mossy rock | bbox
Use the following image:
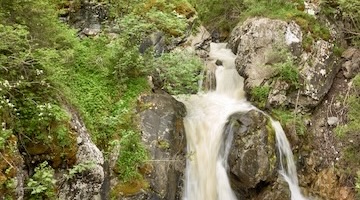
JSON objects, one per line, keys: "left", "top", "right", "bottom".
{"left": 111, "top": 179, "right": 149, "bottom": 197}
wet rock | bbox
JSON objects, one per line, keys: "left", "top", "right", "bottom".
{"left": 342, "top": 47, "right": 360, "bottom": 79}
{"left": 251, "top": 177, "right": 290, "bottom": 200}
{"left": 227, "top": 110, "right": 277, "bottom": 192}
{"left": 228, "top": 17, "right": 341, "bottom": 109}
{"left": 118, "top": 93, "right": 187, "bottom": 200}
{"left": 58, "top": 109, "right": 104, "bottom": 200}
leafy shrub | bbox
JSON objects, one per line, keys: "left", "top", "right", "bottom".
{"left": 116, "top": 130, "right": 148, "bottom": 182}
{"left": 274, "top": 57, "right": 300, "bottom": 89}
{"left": 64, "top": 161, "right": 96, "bottom": 180}
{"left": 188, "top": 0, "right": 245, "bottom": 30}
{"left": 27, "top": 161, "right": 56, "bottom": 200}
{"left": 155, "top": 51, "right": 203, "bottom": 95}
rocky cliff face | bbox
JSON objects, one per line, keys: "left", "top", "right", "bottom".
{"left": 228, "top": 17, "right": 342, "bottom": 110}
{"left": 227, "top": 16, "right": 359, "bottom": 200}
{"left": 138, "top": 93, "right": 187, "bottom": 200}
{"left": 58, "top": 108, "right": 104, "bottom": 200}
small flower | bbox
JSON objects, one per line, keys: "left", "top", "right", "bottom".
{"left": 36, "top": 69, "right": 44, "bottom": 76}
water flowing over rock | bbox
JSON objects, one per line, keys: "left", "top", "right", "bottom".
{"left": 58, "top": 109, "right": 104, "bottom": 200}
{"left": 228, "top": 17, "right": 341, "bottom": 109}
{"left": 180, "top": 43, "right": 306, "bottom": 200}
{"left": 135, "top": 93, "right": 187, "bottom": 199}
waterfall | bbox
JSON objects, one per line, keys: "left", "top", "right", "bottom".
{"left": 179, "top": 43, "right": 307, "bottom": 200}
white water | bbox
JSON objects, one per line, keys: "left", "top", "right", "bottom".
{"left": 179, "top": 43, "right": 307, "bottom": 200}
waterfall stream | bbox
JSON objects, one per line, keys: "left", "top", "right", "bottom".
{"left": 179, "top": 43, "right": 307, "bottom": 200}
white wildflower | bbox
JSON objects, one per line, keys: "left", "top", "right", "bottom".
{"left": 36, "top": 69, "right": 44, "bottom": 76}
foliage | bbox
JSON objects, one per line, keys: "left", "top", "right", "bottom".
{"left": 320, "top": 0, "right": 360, "bottom": 46}
{"left": 250, "top": 86, "right": 270, "bottom": 109}
{"left": 108, "top": 0, "right": 189, "bottom": 37}
{"left": 0, "top": 0, "right": 75, "bottom": 48}
{"left": 188, "top": 0, "right": 245, "bottom": 31}
{"left": 274, "top": 57, "right": 300, "bottom": 89}
{"left": 356, "top": 171, "right": 360, "bottom": 198}
{"left": 116, "top": 130, "right": 148, "bottom": 182}
{"left": 27, "top": 161, "right": 56, "bottom": 200}
{"left": 0, "top": 0, "right": 197, "bottom": 193}
{"left": 272, "top": 109, "right": 307, "bottom": 136}
{"left": 0, "top": 23, "right": 75, "bottom": 156}
{"left": 64, "top": 161, "right": 96, "bottom": 180}
{"left": 155, "top": 51, "right": 203, "bottom": 95}
{"left": 334, "top": 75, "right": 360, "bottom": 191}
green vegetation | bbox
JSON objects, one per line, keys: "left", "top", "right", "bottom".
{"left": 188, "top": 0, "right": 245, "bottom": 31}
{"left": 274, "top": 56, "right": 300, "bottom": 89}
{"left": 156, "top": 51, "right": 203, "bottom": 95}
{"left": 250, "top": 86, "right": 270, "bottom": 109}
{"left": 0, "top": 0, "right": 201, "bottom": 196}
{"left": 115, "top": 130, "right": 148, "bottom": 182}
{"left": 26, "top": 161, "right": 56, "bottom": 200}
{"left": 335, "top": 75, "right": 360, "bottom": 137}
{"left": 191, "top": 0, "right": 330, "bottom": 48}
{"left": 334, "top": 75, "right": 360, "bottom": 195}
{"left": 356, "top": 171, "right": 360, "bottom": 198}
{"left": 64, "top": 161, "right": 96, "bottom": 181}
{"left": 272, "top": 108, "right": 307, "bottom": 136}
{"left": 320, "top": 0, "right": 360, "bottom": 46}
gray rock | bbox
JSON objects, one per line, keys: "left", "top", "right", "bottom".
{"left": 67, "top": 1, "right": 108, "bottom": 36}
{"left": 114, "top": 93, "right": 187, "bottom": 200}
{"left": 139, "top": 93, "right": 186, "bottom": 200}
{"left": 297, "top": 39, "right": 340, "bottom": 108}
{"left": 228, "top": 17, "right": 342, "bottom": 109}
{"left": 228, "top": 18, "right": 301, "bottom": 91}
{"left": 227, "top": 110, "right": 277, "bottom": 192}
{"left": 327, "top": 117, "right": 339, "bottom": 126}
{"left": 342, "top": 48, "right": 360, "bottom": 79}
{"left": 58, "top": 110, "right": 104, "bottom": 200}
{"left": 139, "top": 32, "right": 167, "bottom": 56}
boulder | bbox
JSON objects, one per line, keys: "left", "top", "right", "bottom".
{"left": 227, "top": 110, "right": 277, "bottom": 194}
{"left": 228, "top": 17, "right": 342, "bottom": 109}
{"left": 58, "top": 110, "right": 104, "bottom": 200}
{"left": 116, "top": 93, "right": 187, "bottom": 200}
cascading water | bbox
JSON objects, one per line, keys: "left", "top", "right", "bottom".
{"left": 179, "top": 43, "right": 307, "bottom": 200}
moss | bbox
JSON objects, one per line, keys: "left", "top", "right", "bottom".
{"left": 0, "top": 134, "right": 22, "bottom": 198}
{"left": 158, "top": 139, "right": 170, "bottom": 150}
{"left": 111, "top": 179, "right": 149, "bottom": 198}
{"left": 250, "top": 85, "right": 271, "bottom": 109}
{"left": 266, "top": 120, "right": 277, "bottom": 171}
{"left": 271, "top": 108, "right": 307, "bottom": 136}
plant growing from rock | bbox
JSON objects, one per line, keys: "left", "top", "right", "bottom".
{"left": 26, "top": 161, "right": 56, "bottom": 199}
